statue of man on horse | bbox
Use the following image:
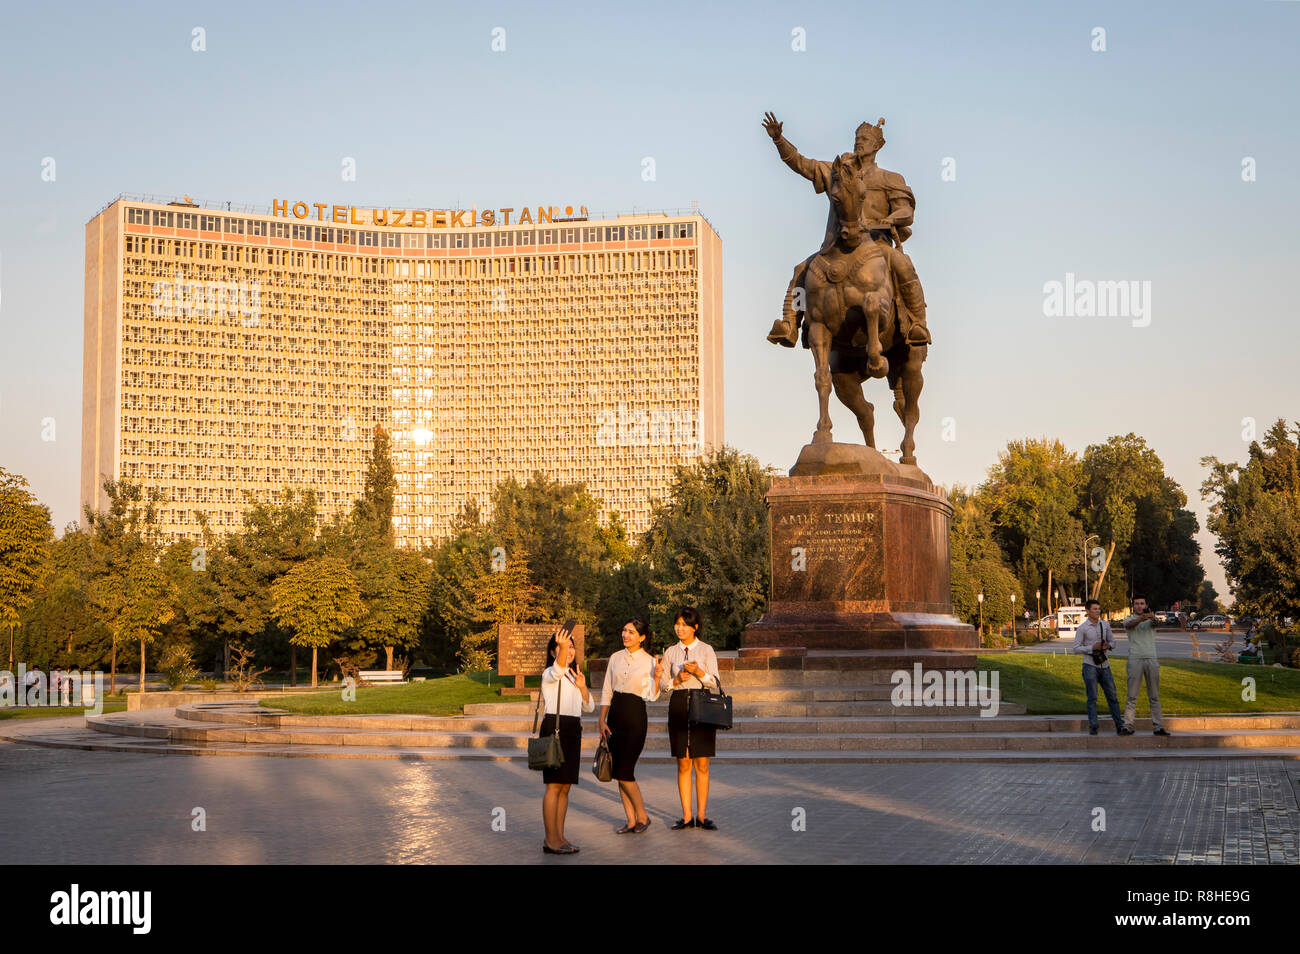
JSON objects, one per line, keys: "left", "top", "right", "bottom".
{"left": 762, "top": 112, "right": 931, "bottom": 465}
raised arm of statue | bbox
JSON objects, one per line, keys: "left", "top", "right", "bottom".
{"left": 763, "top": 111, "right": 830, "bottom": 192}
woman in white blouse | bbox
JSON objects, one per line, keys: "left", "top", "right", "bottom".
{"left": 598, "top": 617, "right": 664, "bottom": 834}
{"left": 658, "top": 606, "right": 721, "bottom": 831}
{"left": 540, "top": 626, "right": 595, "bottom": 855}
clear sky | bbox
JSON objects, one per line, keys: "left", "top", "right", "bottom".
{"left": 2, "top": 0, "right": 1297, "bottom": 598}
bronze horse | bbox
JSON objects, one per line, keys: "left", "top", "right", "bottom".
{"left": 799, "top": 154, "right": 927, "bottom": 464}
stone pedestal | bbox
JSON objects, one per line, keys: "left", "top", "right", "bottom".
{"left": 741, "top": 443, "right": 978, "bottom": 670}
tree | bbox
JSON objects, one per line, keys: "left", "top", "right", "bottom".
{"left": 948, "top": 487, "right": 1021, "bottom": 640}
{"left": 333, "top": 429, "right": 427, "bottom": 674}
{"left": 640, "top": 447, "right": 772, "bottom": 649}
{"left": 18, "top": 524, "right": 111, "bottom": 670}
{"left": 213, "top": 488, "right": 321, "bottom": 681}
{"left": 270, "top": 557, "right": 365, "bottom": 687}
{"left": 978, "top": 439, "right": 1081, "bottom": 616}
{"left": 96, "top": 547, "right": 178, "bottom": 693}
{"left": 0, "top": 468, "right": 54, "bottom": 668}
{"left": 1079, "top": 434, "right": 1199, "bottom": 604}
{"left": 463, "top": 542, "right": 542, "bottom": 671}
{"left": 1196, "top": 580, "right": 1223, "bottom": 617}
{"left": 1203, "top": 419, "right": 1300, "bottom": 623}
{"left": 84, "top": 479, "right": 169, "bottom": 693}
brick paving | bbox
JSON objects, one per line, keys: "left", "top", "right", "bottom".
{"left": 2, "top": 736, "right": 1297, "bottom": 864}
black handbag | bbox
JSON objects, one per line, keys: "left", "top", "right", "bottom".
{"left": 687, "top": 676, "right": 733, "bottom": 731}
{"left": 527, "top": 674, "right": 565, "bottom": 771}
{"left": 592, "top": 736, "right": 613, "bottom": 782}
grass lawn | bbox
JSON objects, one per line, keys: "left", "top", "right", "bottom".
{"left": 979, "top": 653, "right": 1300, "bottom": 715}
{"left": 255, "top": 671, "right": 532, "bottom": 716}
{"left": 0, "top": 695, "right": 128, "bottom": 721}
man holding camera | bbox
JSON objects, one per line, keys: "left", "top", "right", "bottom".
{"left": 1073, "top": 599, "right": 1132, "bottom": 736}
{"left": 1122, "top": 596, "right": 1169, "bottom": 736}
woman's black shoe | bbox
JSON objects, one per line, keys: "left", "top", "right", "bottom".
{"left": 615, "top": 823, "right": 636, "bottom": 834}
{"left": 671, "top": 818, "right": 694, "bottom": 830}
{"left": 633, "top": 818, "right": 652, "bottom": 834}
{"left": 697, "top": 818, "right": 718, "bottom": 831}
{"left": 543, "top": 844, "right": 563, "bottom": 854}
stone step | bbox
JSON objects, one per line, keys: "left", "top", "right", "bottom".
{"left": 88, "top": 711, "right": 1300, "bottom": 753}
{"left": 40, "top": 734, "right": 1300, "bottom": 764}
{"left": 140, "top": 706, "right": 1300, "bottom": 735}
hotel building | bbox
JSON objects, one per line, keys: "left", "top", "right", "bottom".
{"left": 82, "top": 195, "right": 723, "bottom": 547}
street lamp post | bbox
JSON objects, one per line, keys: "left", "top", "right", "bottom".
{"left": 977, "top": 592, "right": 984, "bottom": 637}
{"left": 1010, "top": 592, "right": 1017, "bottom": 645}
{"left": 1036, "top": 590, "right": 1042, "bottom": 638}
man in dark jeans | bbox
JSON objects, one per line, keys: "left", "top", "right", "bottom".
{"left": 1072, "top": 599, "right": 1132, "bottom": 736}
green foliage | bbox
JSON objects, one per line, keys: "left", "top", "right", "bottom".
{"left": 968, "top": 435, "right": 1204, "bottom": 613}
{"left": 1203, "top": 420, "right": 1300, "bottom": 623}
{"left": 17, "top": 525, "right": 109, "bottom": 669}
{"left": 0, "top": 468, "right": 54, "bottom": 633}
{"left": 270, "top": 557, "right": 365, "bottom": 650}
{"left": 948, "top": 487, "right": 1021, "bottom": 635}
{"left": 157, "top": 644, "right": 200, "bottom": 690}
{"left": 640, "top": 447, "right": 772, "bottom": 649}
{"left": 1082, "top": 434, "right": 1202, "bottom": 607}
{"left": 461, "top": 542, "right": 541, "bottom": 670}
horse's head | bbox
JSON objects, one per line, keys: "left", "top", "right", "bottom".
{"left": 829, "top": 154, "right": 863, "bottom": 250}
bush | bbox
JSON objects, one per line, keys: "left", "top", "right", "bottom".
{"left": 158, "top": 645, "right": 200, "bottom": 691}
{"left": 458, "top": 647, "right": 495, "bottom": 674}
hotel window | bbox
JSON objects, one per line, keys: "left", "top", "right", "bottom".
{"left": 560, "top": 228, "right": 578, "bottom": 243}
{"left": 651, "top": 225, "right": 666, "bottom": 239}
{"left": 429, "top": 233, "right": 448, "bottom": 249}
{"left": 472, "top": 232, "right": 490, "bottom": 248}
{"left": 582, "top": 227, "right": 600, "bottom": 242}
{"left": 516, "top": 230, "right": 534, "bottom": 247}
{"left": 604, "top": 227, "right": 625, "bottom": 241}
{"left": 127, "top": 207, "right": 149, "bottom": 225}
{"left": 248, "top": 220, "right": 268, "bottom": 237}
{"left": 151, "top": 210, "right": 175, "bottom": 227}
{"left": 201, "top": 215, "right": 219, "bottom": 231}
{"left": 317, "top": 227, "right": 334, "bottom": 242}
{"left": 495, "top": 231, "right": 514, "bottom": 247}
{"left": 539, "top": 229, "right": 555, "bottom": 244}
{"left": 451, "top": 234, "right": 466, "bottom": 248}
{"left": 224, "top": 217, "right": 245, "bottom": 234}
{"left": 336, "top": 229, "right": 354, "bottom": 244}
{"left": 381, "top": 232, "right": 401, "bottom": 248}
{"left": 358, "top": 231, "right": 378, "bottom": 247}
{"left": 293, "top": 225, "right": 311, "bottom": 240}
{"left": 272, "top": 222, "right": 290, "bottom": 238}
{"left": 177, "top": 213, "right": 197, "bottom": 229}
{"left": 403, "top": 233, "right": 421, "bottom": 249}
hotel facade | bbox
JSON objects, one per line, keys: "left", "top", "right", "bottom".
{"left": 82, "top": 195, "right": 723, "bottom": 547}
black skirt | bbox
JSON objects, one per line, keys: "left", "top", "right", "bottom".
{"left": 667, "top": 689, "right": 716, "bottom": 759}
{"left": 607, "top": 691, "right": 648, "bottom": 782}
{"left": 539, "top": 713, "right": 582, "bottom": 785}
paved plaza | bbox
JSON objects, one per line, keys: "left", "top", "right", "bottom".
{"left": 3, "top": 735, "right": 1297, "bottom": 865}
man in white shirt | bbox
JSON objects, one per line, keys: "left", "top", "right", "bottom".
{"left": 1072, "top": 599, "right": 1131, "bottom": 736}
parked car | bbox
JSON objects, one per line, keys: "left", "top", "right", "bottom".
{"left": 1190, "top": 614, "right": 1230, "bottom": 631}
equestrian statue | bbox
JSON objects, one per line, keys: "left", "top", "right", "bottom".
{"left": 762, "top": 112, "right": 930, "bottom": 466}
